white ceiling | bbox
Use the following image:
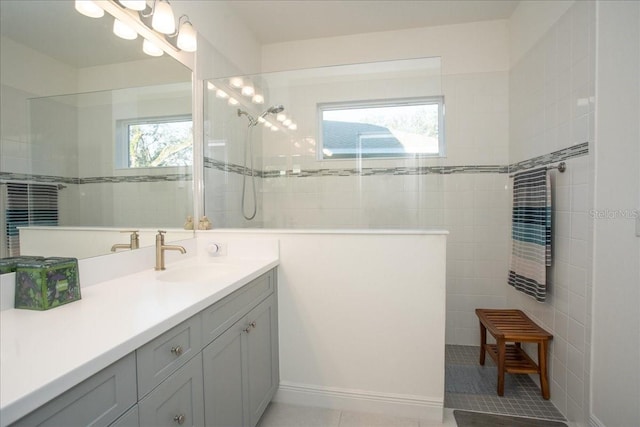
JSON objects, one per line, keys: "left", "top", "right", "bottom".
{"left": 0, "top": 1, "right": 520, "bottom": 68}
{"left": 226, "top": 0, "right": 521, "bottom": 45}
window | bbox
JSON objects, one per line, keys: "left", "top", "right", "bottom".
{"left": 319, "top": 97, "right": 444, "bottom": 159}
{"left": 116, "top": 115, "right": 193, "bottom": 168}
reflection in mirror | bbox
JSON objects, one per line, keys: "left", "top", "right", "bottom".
{"left": 0, "top": 0, "right": 194, "bottom": 260}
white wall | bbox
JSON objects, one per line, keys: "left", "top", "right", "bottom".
{"left": 591, "top": 2, "right": 640, "bottom": 426}
{"left": 508, "top": 1, "right": 575, "bottom": 67}
{"left": 200, "top": 230, "right": 447, "bottom": 421}
{"left": 507, "top": 1, "right": 595, "bottom": 424}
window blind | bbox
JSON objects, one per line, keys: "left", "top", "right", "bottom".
{"left": 2, "top": 183, "right": 59, "bottom": 257}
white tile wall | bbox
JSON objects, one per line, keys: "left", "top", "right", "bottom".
{"left": 507, "top": 2, "right": 595, "bottom": 424}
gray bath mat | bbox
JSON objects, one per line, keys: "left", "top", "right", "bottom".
{"left": 453, "top": 410, "right": 568, "bottom": 426}
{"left": 445, "top": 365, "right": 523, "bottom": 396}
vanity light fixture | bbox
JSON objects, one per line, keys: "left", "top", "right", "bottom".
{"left": 150, "top": 0, "right": 175, "bottom": 34}
{"left": 176, "top": 18, "right": 197, "bottom": 52}
{"left": 75, "top": 0, "right": 105, "bottom": 18}
{"left": 113, "top": 18, "right": 138, "bottom": 40}
{"left": 230, "top": 77, "right": 244, "bottom": 88}
{"left": 252, "top": 93, "right": 265, "bottom": 104}
{"left": 119, "top": 0, "right": 146, "bottom": 11}
{"left": 241, "top": 84, "right": 255, "bottom": 97}
{"left": 142, "top": 39, "right": 163, "bottom": 56}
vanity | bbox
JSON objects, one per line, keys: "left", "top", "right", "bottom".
{"left": 0, "top": 240, "right": 280, "bottom": 427}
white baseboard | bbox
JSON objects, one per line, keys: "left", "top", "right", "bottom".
{"left": 273, "top": 381, "right": 444, "bottom": 422}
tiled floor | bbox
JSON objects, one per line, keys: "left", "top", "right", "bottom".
{"left": 256, "top": 403, "right": 458, "bottom": 427}
{"left": 444, "top": 345, "right": 565, "bottom": 421}
{"left": 257, "top": 345, "right": 567, "bottom": 427}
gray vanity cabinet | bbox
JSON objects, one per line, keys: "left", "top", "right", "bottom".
{"left": 138, "top": 353, "right": 205, "bottom": 427}
{"left": 9, "top": 268, "right": 278, "bottom": 427}
{"left": 203, "top": 294, "right": 279, "bottom": 427}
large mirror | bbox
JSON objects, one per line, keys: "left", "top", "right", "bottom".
{"left": 0, "top": 0, "right": 194, "bottom": 260}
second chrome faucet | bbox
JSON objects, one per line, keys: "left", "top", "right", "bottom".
{"left": 155, "top": 230, "right": 186, "bottom": 270}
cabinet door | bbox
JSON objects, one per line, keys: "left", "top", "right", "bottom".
{"left": 138, "top": 353, "right": 204, "bottom": 427}
{"left": 202, "top": 321, "right": 247, "bottom": 427}
{"left": 246, "top": 295, "right": 279, "bottom": 427}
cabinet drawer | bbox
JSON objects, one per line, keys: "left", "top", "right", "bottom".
{"left": 138, "top": 353, "right": 204, "bottom": 427}
{"left": 202, "top": 269, "right": 274, "bottom": 345}
{"left": 136, "top": 315, "right": 202, "bottom": 398}
{"left": 12, "top": 353, "right": 137, "bottom": 427}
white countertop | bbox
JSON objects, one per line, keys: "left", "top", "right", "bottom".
{"left": 0, "top": 251, "right": 278, "bottom": 426}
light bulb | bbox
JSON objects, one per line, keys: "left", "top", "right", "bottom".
{"left": 258, "top": 117, "right": 266, "bottom": 123}
{"left": 151, "top": 0, "right": 175, "bottom": 34}
{"left": 271, "top": 126, "right": 279, "bottom": 132}
{"left": 264, "top": 121, "right": 273, "bottom": 128}
{"left": 119, "top": 0, "right": 146, "bottom": 11}
{"left": 230, "top": 77, "right": 244, "bottom": 88}
{"left": 215, "top": 90, "right": 228, "bottom": 99}
{"left": 252, "top": 94, "right": 264, "bottom": 104}
{"left": 283, "top": 118, "right": 292, "bottom": 127}
{"left": 142, "top": 39, "right": 163, "bottom": 56}
{"left": 288, "top": 123, "right": 298, "bottom": 130}
{"left": 207, "top": 82, "right": 216, "bottom": 91}
{"left": 177, "top": 20, "right": 197, "bottom": 52}
{"left": 276, "top": 113, "right": 286, "bottom": 122}
{"left": 228, "top": 97, "right": 239, "bottom": 106}
{"left": 113, "top": 19, "right": 137, "bottom": 40}
{"left": 75, "top": 0, "right": 104, "bottom": 18}
{"left": 241, "top": 85, "right": 255, "bottom": 97}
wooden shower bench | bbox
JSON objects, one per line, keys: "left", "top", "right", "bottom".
{"left": 475, "top": 309, "right": 553, "bottom": 399}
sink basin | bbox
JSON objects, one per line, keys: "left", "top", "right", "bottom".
{"left": 157, "top": 263, "right": 240, "bottom": 284}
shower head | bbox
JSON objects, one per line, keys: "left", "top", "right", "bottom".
{"left": 259, "top": 104, "right": 285, "bottom": 118}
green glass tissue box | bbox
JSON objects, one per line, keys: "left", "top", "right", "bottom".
{"left": 15, "top": 257, "right": 81, "bottom": 310}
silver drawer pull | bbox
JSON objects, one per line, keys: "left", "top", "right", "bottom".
{"left": 171, "top": 345, "right": 184, "bottom": 356}
{"left": 243, "top": 321, "right": 256, "bottom": 334}
{"left": 173, "top": 414, "right": 186, "bottom": 425}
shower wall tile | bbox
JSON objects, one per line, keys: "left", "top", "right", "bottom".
{"left": 507, "top": 2, "right": 594, "bottom": 424}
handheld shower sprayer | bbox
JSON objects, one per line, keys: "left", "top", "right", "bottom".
{"left": 237, "top": 104, "right": 286, "bottom": 221}
{"left": 237, "top": 105, "right": 285, "bottom": 127}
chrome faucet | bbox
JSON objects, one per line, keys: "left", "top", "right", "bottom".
{"left": 155, "top": 230, "right": 186, "bottom": 270}
{"left": 111, "top": 230, "right": 140, "bottom": 252}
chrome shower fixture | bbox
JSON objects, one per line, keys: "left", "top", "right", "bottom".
{"left": 237, "top": 105, "right": 285, "bottom": 127}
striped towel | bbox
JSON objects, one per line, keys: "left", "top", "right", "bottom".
{"left": 508, "top": 167, "right": 551, "bottom": 302}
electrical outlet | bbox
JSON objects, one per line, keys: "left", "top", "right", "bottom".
{"left": 207, "top": 241, "right": 227, "bottom": 256}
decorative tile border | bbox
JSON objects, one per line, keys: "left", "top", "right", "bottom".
{"left": 0, "top": 171, "right": 192, "bottom": 185}
{"left": 204, "top": 142, "right": 589, "bottom": 178}
{"left": 3, "top": 142, "right": 588, "bottom": 186}
{"left": 508, "top": 142, "right": 588, "bottom": 174}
